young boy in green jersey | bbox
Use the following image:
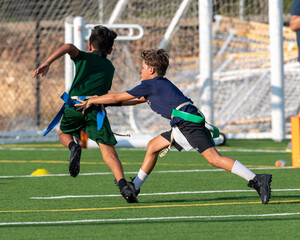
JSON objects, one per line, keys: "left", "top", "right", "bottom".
{"left": 32, "top": 25, "right": 137, "bottom": 203}
{"left": 75, "top": 49, "right": 272, "bottom": 204}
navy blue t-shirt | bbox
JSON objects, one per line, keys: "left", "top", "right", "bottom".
{"left": 291, "top": 0, "right": 300, "bottom": 61}
{"left": 126, "top": 77, "right": 197, "bottom": 126}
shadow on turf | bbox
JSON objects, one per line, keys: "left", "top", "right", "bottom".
{"left": 141, "top": 195, "right": 259, "bottom": 204}
{"left": 140, "top": 195, "right": 300, "bottom": 204}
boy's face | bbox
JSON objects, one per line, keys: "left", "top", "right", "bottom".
{"left": 141, "top": 60, "right": 154, "bottom": 80}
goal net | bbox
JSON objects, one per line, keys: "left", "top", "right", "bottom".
{"left": 0, "top": 0, "right": 298, "bottom": 145}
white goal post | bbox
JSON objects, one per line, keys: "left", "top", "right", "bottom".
{"left": 268, "top": 0, "right": 285, "bottom": 141}
{"left": 198, "top": 0, "right": 285, "bottom": 141}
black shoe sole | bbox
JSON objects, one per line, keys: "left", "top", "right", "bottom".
{"left": 261, "top": 174, "right": 272, "bottom": 204}
{"left": 69, "top": 144, "right": 81, "bottom": 177}
{"left": 248, "top": 174, "right": 272, "bottom": 204}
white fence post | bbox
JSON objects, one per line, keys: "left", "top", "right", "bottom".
{"left": 199, "top": 0, "right": 214, "bottom": 123}
{"left": 64, "top": 16, "right": 85, "bottom": 92}
{"left": 73, "top": 16, "right": 85, "bottom": 50}
{"left": 64, "top": 16, "right": 74, "bottom": 93}
{"left": 269, "top": 0, "right": 285, "bottom": 141}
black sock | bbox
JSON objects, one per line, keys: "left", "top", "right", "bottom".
{"left": 68, "top": 141, "right": 77, "bottom": 150}
{"left": 118, "top": 178, "right": 127, "bottom": 190}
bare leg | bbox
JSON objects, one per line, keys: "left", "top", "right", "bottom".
{"left": 98, "top": 143, "right": 124, "bottom": 182}
{"left": 131, "top": 135, "right": 170, "bottom": 191}
{"left": 58, "top": 129, "right": 74, "bottom": 148}
{"left": 141, "top": 135, "right": 170, "bottom": 174}
{"left": 98, "top": 143, "right": 138, "bottom": 203}
{"left": 201, "top": 146, "right": 255, "bottom": 181}
{"left": 201, "top": 146, "right": 235, "bottom": 171}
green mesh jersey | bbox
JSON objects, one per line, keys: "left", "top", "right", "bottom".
{"left": 69, "top": 50, "right": 115, "bottom": 96}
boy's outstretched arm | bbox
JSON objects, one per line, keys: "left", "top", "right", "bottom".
{"left": 76, "top": 92, "right": 146, "bottom": 114}
{"left": 121, "top": 98, "right": 146, "bottom": 106}
{"left": 32, "top": 44, "right": 79, "bottom": 78}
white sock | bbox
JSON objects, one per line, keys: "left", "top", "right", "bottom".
{"left": 132, "top": 169, "right": 148, "bottom": 190}
{"left": 231, "top": 160, "right": 256, "bottom": 181}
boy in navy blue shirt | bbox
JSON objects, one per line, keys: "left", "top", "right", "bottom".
{"left": 76, "top": 49, "right": 272, "bottom": 204}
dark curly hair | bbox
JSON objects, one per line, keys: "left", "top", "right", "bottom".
{"left": 141, "top": 49, "right": 169, "bottom": 76}
{"left": 89, "top": 25, "right": 117, "bottom": 54}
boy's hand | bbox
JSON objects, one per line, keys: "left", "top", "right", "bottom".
{"left": 75, "top": 99, "right": 92, "bottom": 114}
{"left": 32, "top": 62, "right": 50, "bottom": 78}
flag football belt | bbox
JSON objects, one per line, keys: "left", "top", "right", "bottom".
{"left": 43, "top": 92, "right": 105, "bottom": 136}
{"left": 71, "top": 96, "right": 93, "bottom": 101}
{"left": 171, "top": 102, "right": 219, "bottom": 138}
{"left": 171, "top": 107, "right": 205, "bottom": 123}
{"left": 160, "top": 102, "right": 219, "bottom": 157}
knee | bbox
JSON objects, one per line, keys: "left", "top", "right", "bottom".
{"left": 100, "top": 145, "right": 119, "bottom": 161}
{"left": 58, "top": 129, "right": 63, "bottom": 137}
{"left": 58, "top": 130, "right": 66, "bottom": 141}
{"left": 147, "top": 138, "right": 162, "bottom": 155}
{"left": 147, "top": 139, "right": 156, "bottom": 153}
{"left": 205, "top": 155, "right": 223, "bottom": 168}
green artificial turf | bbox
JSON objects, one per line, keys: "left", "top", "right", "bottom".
{"left": 0, "top": 139, "right": 299, "bottom": 240}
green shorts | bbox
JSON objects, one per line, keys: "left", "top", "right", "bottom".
{"left": 60, "top": 105, "right": 117, "bottom": 145}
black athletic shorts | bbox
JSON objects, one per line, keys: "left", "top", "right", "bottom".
{"left": 161, "top": 112, "right": 215, "bottom": 153}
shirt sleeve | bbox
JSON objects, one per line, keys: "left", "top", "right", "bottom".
{"left": 126, "top": 81, "right": 150, "bottom": 99}
{"left": 71, "top": 50, "right": 84, "bottom": 63}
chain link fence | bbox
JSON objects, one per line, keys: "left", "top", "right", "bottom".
{"left": 0, "top": 0, "right": 298, "bottom": 143}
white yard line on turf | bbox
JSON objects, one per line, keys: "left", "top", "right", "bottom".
{"left": 0, "top": 147, "right": 68, "bottom": 151}
{"left": 1, "top": 212, "right": 300, "bottom": 226}
{"left": 0, "top": 167, "right": 295, "bottom": 179}
{"left": 30, "top": 188, "right": 300, "bottom": 200}
{"left": 0, "top": 167, "right": 296, "bottom": 179}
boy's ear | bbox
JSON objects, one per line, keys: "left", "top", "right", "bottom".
{"left": 149, "top": 66, "right": 155, "bottom": 74}
{"left": 88, "top": 43, "right": 93, "bottom": 52}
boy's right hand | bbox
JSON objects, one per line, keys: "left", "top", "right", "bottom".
{"left": 32, "top": 62, "right": 50, "bottom": 78}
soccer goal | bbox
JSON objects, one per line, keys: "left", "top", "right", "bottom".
{"left": 69, "top": 0, "right": 297, "bottom": 148}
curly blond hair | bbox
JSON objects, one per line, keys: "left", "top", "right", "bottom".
{"left": 141, "top": 49, "right": 169, "bottom": 76}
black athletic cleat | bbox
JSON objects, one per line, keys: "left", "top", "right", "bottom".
{"left": 248, "top": 174, "right": 272, "bottom": 204}
{"left": 128, "top": 178, "right": 140, "bottom": 197}
{"left": 120, "top": 185, "right": 138, "bottom": 203}
{"left": 115, "top": 177, "right": 141, "bottom": 197}
{"left": 69, "top": 143, "right": 81, "bottom": 177}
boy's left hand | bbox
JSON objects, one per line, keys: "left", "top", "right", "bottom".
{"left": 75, "top": 99, "right": 91, "bottom": 114}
